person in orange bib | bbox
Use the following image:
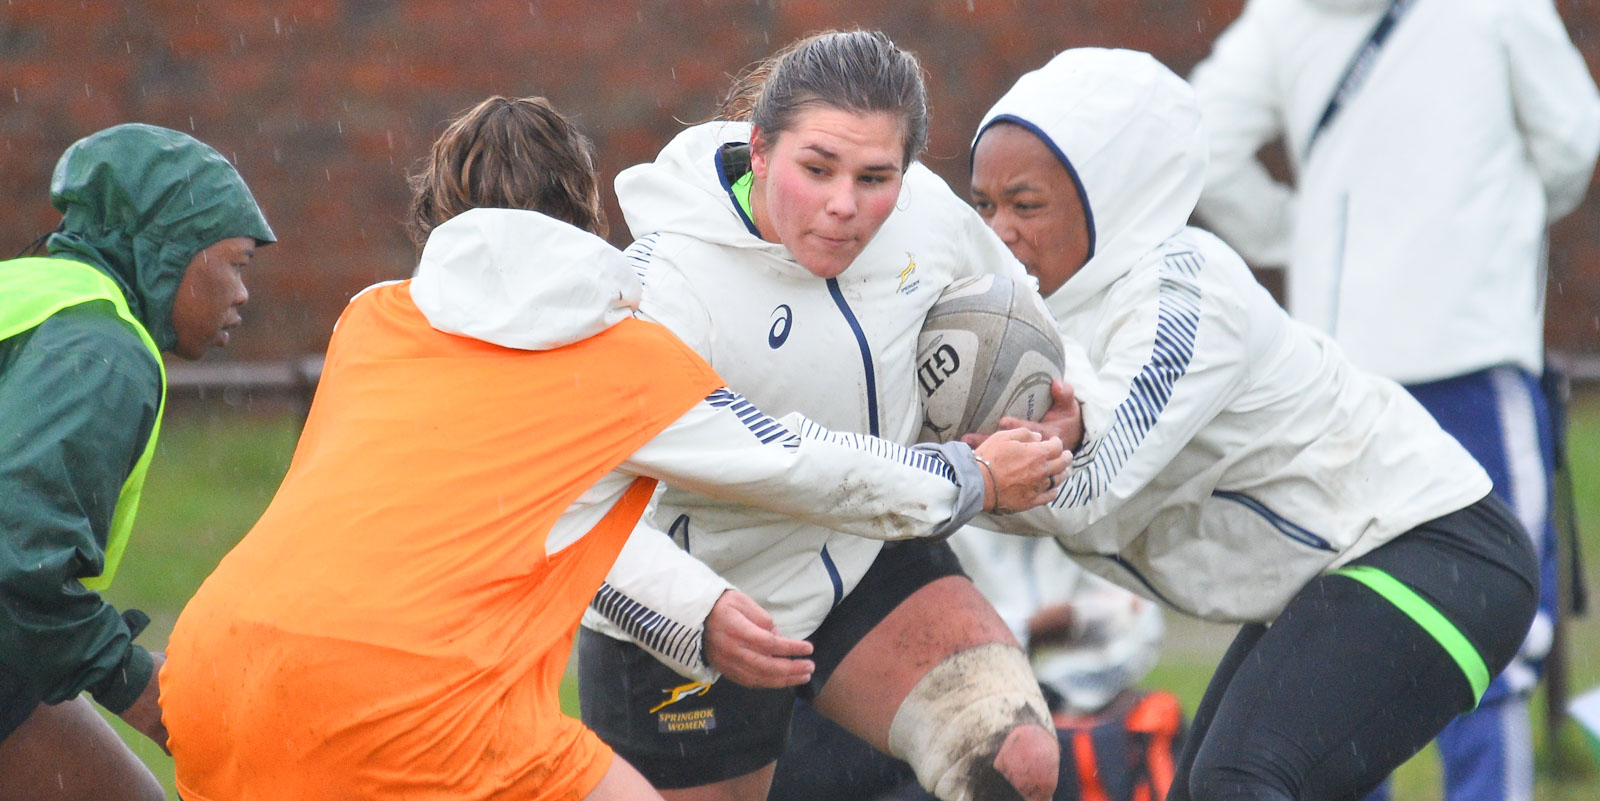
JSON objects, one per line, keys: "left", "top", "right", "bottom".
{"left": 159, "top": 96, "right": 1067, "bottom": 801}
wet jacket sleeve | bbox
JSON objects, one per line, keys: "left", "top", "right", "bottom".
{"left": 0, "top": 306, "right": 159, "bottom": 712}
{"left": 1189, "top": 2, "right": 1296, "bottom": 267}
{"left": 587, "top": 391, "right": 985, "bottom": 681}
{"left": 983, "top": 259, "right": 1253, "bottom": 554}
{"left": 1503, "top": 0, "right": 1600, "bottom": 219}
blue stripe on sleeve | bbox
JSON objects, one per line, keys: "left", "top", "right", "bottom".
{"left": 705, "top": 388, "right": 802, "bottom": 449}
{"left": 623, "top": 233, "right": 661, "bottom": 285}
{"left": 592, "top": 582, "right": 704, "bottom": 669}
{"left": 701, "top": 389, "right": 955, "bottom": 481}
{"left": 1057, "top": 251, "right": 1205, "bottom": 509}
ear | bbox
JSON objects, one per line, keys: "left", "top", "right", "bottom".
{"left": 749, "top": 126, "right": 770, "bottom": 179}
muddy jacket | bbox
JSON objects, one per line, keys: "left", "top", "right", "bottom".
{"left": 0, "top": 124, "right": 273, "bottom": 712}
{"left": 582, "top": 121, "right": 1032, "bottom": 677}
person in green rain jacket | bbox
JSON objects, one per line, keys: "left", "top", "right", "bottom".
{"left": 0, "top": 123, "right": 274, "bottom": 801}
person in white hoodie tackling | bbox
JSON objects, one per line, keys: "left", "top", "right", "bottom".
{"left": 578, "top": 30, "right": 1068, "bottom": 801}
{"left": 1187, "top": 4, "right": 1600, "bottom": 799}
{"left": 966, "top": 49, "right": 1539, "bottom": 801}
{"left": 159, "top": 95, "right": 1066, "bottom": 801}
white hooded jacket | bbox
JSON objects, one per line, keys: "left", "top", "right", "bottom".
{"left": 583, "top": 121, "right": 1033, "bottom": 663}
{"left": 977, "top": 49, "right": 1493, "bottom": 623}
{"left": 406, "top": 209, "right": 988, "bottom": 677}
{"left": 1189, "top": 0, "right": 1600, "bottom": 383}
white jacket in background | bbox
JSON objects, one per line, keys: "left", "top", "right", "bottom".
{"left": 407, "top": 208, "right": 989, "bottom": 679}
{"left": 1190, "top": 0, "right": 1600, "bottom": 383}
{"left": 583, "top": 121, "right": 1034, "bottom": 673}
{"left": 977, "top": 48, "right": 1492, "bottom": 623}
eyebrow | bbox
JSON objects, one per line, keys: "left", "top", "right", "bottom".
{"left": 802, "top": 144, "right": 900, "bottom": 173}
{"left": 972, "top": 181, "right": 1043, "bottom": 199}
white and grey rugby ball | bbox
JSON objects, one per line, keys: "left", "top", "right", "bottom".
{"left": 915, "top": 275, "right": 1064, "bottom": 443}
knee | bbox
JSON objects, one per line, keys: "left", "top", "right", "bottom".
{"left": 886, "top": 644, "right": 1057, "bottom": 801}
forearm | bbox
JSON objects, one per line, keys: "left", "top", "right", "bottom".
{"left": 586, "top": 527, "right": 732, "bottom": 683}
{"left": 626, "top": 392, "right": 983, "bottom": 541}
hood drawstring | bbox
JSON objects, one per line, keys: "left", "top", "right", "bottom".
{"left": 14, "top": 222, "right": 63, "bottom": 259}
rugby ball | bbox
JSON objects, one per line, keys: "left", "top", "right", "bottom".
{"left": 916, "top": 275, "right": 1064, "bottom": 443}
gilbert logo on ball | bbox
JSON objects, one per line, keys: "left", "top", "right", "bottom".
{"left": 916, "top": 275, "right": 1064, "bottom": 443}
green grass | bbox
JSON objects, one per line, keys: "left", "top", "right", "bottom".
{"left": 89, "top": 394, "right": 1600, "bottom": 799}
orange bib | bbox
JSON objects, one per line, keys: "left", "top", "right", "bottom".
{"left": 164, "top": 281, "right": 720, "bottom": 801}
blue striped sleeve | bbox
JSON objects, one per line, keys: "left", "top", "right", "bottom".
{"left": 1056, "top": 251, "right": 1205, "bottom": 509}
{"left": 702, "top": 388, "right": 955, "bottom": 482}
{"left": 623, "top": 233, "right": 662, "bottom": 287}
{"left": 591, "top": 582, "right": 704, "bottom": 669}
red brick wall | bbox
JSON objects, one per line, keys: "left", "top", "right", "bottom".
{"left": 4, "top": 0, "right": 1597, "bottom": 358}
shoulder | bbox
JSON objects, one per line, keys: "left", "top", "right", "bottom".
{"left": 1104, "top": 230, "right": 1266, "bottom": 329}
{"left": 630, "top": 234, "right": 718, "bottom": 319}
{"left": 605, "top": 317, "right": 721, "bottom": 388}
{"left": 22, "top": 303, "right": 161, "bottom": 391}
{"left": 899, "top": 163, "right": 972, "bottom": 220}
{"left": 626, "top": 231, "right": 727, "bottom": 277}
{"left": 0, "top": 304, "right": 161, "bottom": 445}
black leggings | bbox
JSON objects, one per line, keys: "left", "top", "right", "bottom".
{"left": 1169, "top": 495, "right": 1537, "bottom": 801}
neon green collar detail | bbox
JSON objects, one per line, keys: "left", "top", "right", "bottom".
{"left": 731, "top": 171, "right": 755, "bottom": 221}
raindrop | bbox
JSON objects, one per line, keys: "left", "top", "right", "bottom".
{"left": 11, "top": 88, "right": 17, "bottom": 103}
{"left": 671, "top": 66, "right": 677, "bottom": 80}
{"left": 337, "top": 120, "right": 344, "bottom": 134}
{"left": 325, "top": 168, "right": 332, "bottom": 182}
{"left": 190, "top": 116, "right": 196, "bottom": 131}
{"left": 966, "top": 0, "right": 973, "bottom": 11}
{"left": 83, "top": 83, "right": 92, "bottom": 98}
{"left": 239, "top": 33, "right": 246, "bottom": 47}
{"left": 125, "top": 40, "right": 131, "bottom": 54}
{"left": 386, "top": 130, "right": 393, "bottom": 149}
{"left": 274, "top": 17, "right": 281, "bottom": 35}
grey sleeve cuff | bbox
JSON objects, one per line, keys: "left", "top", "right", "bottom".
{"left": 913, "top": 440, "right": 986, "bottom": 539}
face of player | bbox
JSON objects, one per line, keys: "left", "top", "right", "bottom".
{"left": 749, "top": 107, "right": 906, "bottom": 279}
{"left": 970, "top": 123, "right": 1090, "bottom": 298}
{"left": 170, "top": 236, "right": 254, "bottom": 360}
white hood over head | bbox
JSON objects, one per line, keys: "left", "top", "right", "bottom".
{"left": 411, "top": 207, "right": 640, "bottom": 350}
{"left": 976, "top": 48, "right": 1206, "bottom": 316}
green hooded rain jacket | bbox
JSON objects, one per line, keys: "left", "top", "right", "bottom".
{"left": 0, "top": 124, "right": 273, "bottom": 716}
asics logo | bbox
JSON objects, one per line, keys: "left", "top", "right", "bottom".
{"left": 768, "top": 304, "right": 793, "bottom": 349}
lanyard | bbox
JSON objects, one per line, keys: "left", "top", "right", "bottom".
{"left": 1304, "top": 0, "right": 1417, "bottom": 157}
